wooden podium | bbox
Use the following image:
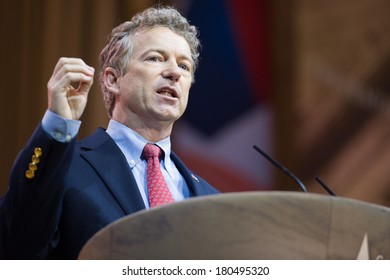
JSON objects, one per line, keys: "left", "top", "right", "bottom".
{"left": 78, "top": 191, "right": 390, "bottom": 259}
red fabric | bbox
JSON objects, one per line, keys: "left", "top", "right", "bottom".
{"left": 227, "top": 0, "right": 271, "bottom": 103}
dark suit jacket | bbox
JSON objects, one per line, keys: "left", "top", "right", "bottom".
{"left": 0, "top": 124, "right": 219, "bottom": 259}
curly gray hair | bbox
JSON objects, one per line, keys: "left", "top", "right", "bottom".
{"left": 98, "top": 6, "right": 201, "bottom": 117}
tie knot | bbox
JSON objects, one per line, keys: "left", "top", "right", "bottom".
{"left": 142, "top": 143, "right": 162, "bottom": 159}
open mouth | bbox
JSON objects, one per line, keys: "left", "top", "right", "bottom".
{"left": 157, "top": 87, "right": 178, "bottom": 99}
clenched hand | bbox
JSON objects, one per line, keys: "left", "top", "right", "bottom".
{"left": 47, "top": 57, "right": 95, "bottom": 120}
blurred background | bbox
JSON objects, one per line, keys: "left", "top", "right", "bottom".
{"left": 1, "top": 0, "right": 390, "bottom": 207}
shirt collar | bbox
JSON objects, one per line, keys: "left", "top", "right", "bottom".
{"left": 106, "top": 119, "right": 173, "bottom": 170}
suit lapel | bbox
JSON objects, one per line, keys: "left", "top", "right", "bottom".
{"left": 171, "top": 152, "right": 206, "bottom": 197}
{"left": 79, "top": 128, "right": 146, "bottom": 215}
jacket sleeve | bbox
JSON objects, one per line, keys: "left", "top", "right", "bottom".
{"left": 0, "top": 123, "right": 76, "bottom": 259}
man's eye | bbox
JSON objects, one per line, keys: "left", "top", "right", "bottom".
{"left": 147, "top": 56, "right": 160, "bottom": 62}
{"left": 179, "top": 63, "right": 190, "bottom": 71}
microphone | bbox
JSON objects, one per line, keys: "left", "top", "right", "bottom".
{"left": 315, "top": 176, "right": 336, "bottom": 196}
{"left": 253, "top": 145, "right": 337, "bottom": 196}
{"left": 253, "top": 145, "right": 308, "bottom": 193}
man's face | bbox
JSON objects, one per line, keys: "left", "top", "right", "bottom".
{"left": 116, "top": 26, "right": 193, "bottom": 130}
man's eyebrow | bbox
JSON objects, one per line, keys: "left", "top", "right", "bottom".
{"left": 144, "top": 48, "right": 164, "bottom": 54}
{"left": 177, "top": 55, "right": 193, "bottom": 68}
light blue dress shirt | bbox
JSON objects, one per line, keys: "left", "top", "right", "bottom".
{"left": 42, "top": 110, "right": 190, "bottom": 208}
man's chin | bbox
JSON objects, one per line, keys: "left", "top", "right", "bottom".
{"left": 154, "top": 108, "right": 184, "bottom": 122}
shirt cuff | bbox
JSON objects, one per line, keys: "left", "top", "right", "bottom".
{"left": 41, "top": 110, "right": 81, "bottom": 143}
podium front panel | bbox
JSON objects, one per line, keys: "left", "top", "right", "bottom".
{"left": 78, "top": 191, "right": 390, "bottom": 259}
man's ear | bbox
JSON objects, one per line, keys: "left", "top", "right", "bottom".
{"left": 103, "top": 67, "right": 120, "bottom": 94}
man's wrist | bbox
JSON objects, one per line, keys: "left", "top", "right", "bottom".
{"left": 41, "top": 109, "right": 81, "bottom": 142}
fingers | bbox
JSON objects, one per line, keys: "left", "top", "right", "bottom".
{"left": 47, "top": 57, "right": 95, "bottom": 120}
{"left": 53, "top": 57, "right": 94, "bottom": 76}
{"left": 49, "top": 57, "right": 94, "bottom": 92}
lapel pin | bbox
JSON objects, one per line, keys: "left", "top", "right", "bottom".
{"left": 191, "top": 174, "right": 199, "bottom": 182}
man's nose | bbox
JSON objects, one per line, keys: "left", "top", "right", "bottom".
{"left": 162, "top": 61, "right": 182, "bottom": 82}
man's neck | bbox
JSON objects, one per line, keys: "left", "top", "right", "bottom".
{"left": 110, "top": 116, "right": 173, "bottom": 142}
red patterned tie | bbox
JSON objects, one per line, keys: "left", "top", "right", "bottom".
{"left": 142, "top": 143, "right": 174, "bottom": 207}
